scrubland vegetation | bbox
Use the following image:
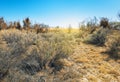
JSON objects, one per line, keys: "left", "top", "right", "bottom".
{"left": 0, "top": 17, "right": 120, "bottom": 82}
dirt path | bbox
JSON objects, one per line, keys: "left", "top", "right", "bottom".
{"left": 60, "top": 43, "right": 120, "bottom": 82}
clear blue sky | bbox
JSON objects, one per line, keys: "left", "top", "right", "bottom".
{"left": 0, "top": 0, "right": 120, "bottom": 27}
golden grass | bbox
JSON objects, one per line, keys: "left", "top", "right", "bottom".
{"left": 49, "top": 28, "right": 79, "bottom": 33}
{"left": 74, "top": 56, "right": 89, "bottom": 63}
{"left": 60, "top": 59, "right": 74, "bottom": 67}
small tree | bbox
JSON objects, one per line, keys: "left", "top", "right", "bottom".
{"left": 13, "top": 21, "right": 17, "bottom": 29}
{"left": 34, "top": 23, "right": 49, "bottom": 33}
{"left": 23, "top": 18, "right": 31, "bottom": 29}
{"left": 33, "top": 24, "right": 41, "bottom": 33}
{"left": 86, "top": 16, "right": 98, "bottom": 28}
{"left": 0, "top": 17, "right": 8, "bottom": 30}
{"left": 0, "top": 17, "right": 4, "bottom": 24}
{"left": 86, "top": 17, "right": 98, "bottom": 34}
{"left": 16, "top": 22, "right": 21, "bottom": 30}
{"left": 117, "top": 10, "right": 120, "bottom": 20}
{"left": 0, "top": 17, "right": 6, "bottom": 30}
{"left": 100, "top": 17, "right": 109, "bottom": 28}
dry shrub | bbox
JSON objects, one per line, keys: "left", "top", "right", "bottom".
{"left": 75, "top": 29, "right": 89, "bottom": 43}
{"left": 77, "top": 25, "right": 98, "bottom": 42}
{"left": 0, "top": 29, "right": 73, "bottom": 81}
{"left": 105, "top": 34, "right": 120, "bottom": 58}
{"left": 100, "top": 17, "right": 109, "bottom": 28}
{"left": 84, "top": 28, "right": 110, "bottom": 46}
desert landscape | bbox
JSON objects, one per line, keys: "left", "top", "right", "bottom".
{"left": 0, "top": 17, "right": 120, "bottom": 82}
{"left": 0, "top": 0, "right": 120, "bottom": 82}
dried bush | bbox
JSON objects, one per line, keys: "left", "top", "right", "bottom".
{"left": 100, "top": 17, "right": 109, "bottom": 28}
{"left": 84, "top": 28, "right": 110, "bottom": 46}
{"left": 0, "top": 17, "right": 7, "bottom": 30}
{"left": 0, "top": 29, "right": 73, "bottom": 81}
{"left": 105, "top": 35, "right": 120, "bottom": 58}
{"left": 23, "top": 18, "right": 31, "bottom": 29}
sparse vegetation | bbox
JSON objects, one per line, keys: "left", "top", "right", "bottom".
{"left": 0, "top": 16, "right": 120, "bottom": 82}
{"left": 84, "top": 28, "right": 110, "bottom": 46}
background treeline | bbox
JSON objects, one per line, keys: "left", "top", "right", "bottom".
{"left": 0, "top": 16, "right": 120, "bottom": 33}
{"left": 0, "top": 17, "right": 49, "bottom": 33}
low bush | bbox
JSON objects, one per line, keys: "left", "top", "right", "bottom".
{"left": 0, "top": 29, "right": 73, "bottom": 81}
{"left": 105, "top": 35, "right": 120, "bottom": 58}
{"left": 84, "top": 28, "right": 110, "bottom": 46}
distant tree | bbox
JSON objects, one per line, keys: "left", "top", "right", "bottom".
{"left": 110, "top": 12, "right": 120, "bottom": 30}
{"left": 86, "top": 16, "right": 98, "bottom": 28}
{"left": 2, "top": 22, "right": 7, "bottom": 29}
{"left": 33, "top": 24, "right": 40, "bottom": 33}
{"left": 13, "top": 21, "right": 17, "bottom": 29}
{"left": 0, "top": 17, "right": 4, "bottom": 30}
{"left": 100, "top": 17, "right": 110, "bottom": 28}
{"left": 7, "top": 21, "right": 21, "bottom": 30}
{"left": 0, "top": 17, "right": 4, "bottom": 24}
{"left": 86, "top": 17, "right": 99, "bottom": 34}
{"left": 0, "top": 17, "right": 7, "bottom": 30}
{"left": 117, "top": 10, "right": 120, "bottom": 20}
{"left": 39, "top": 23, "right": 49, "bottom": 33}
{"left": 33, "top": 23, "right": 49, "bottom": 33}
{"left": 34, "top": 24, "right": 40, "bottom": 29}
{"left": 16, "top": 22, "right": 21, "bottom": 30}
{"left": 23, "top": 18, "right": 31, "bottom": 29}
{"left": 8, "top": 22, "right": 16, "bottom": 29}
{"left": 118, "top": 14, "right": 120, "bottom": 19}
{"left": 8, "top": 22, "right": 13, "bottom": 29}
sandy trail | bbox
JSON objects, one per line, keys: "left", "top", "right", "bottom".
{"left": 61, "top": 42, "right": 120, "bottom": 82}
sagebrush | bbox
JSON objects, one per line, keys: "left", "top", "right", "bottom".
{"left": 0, "top": 29, "right": 73, "bottom": 81}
